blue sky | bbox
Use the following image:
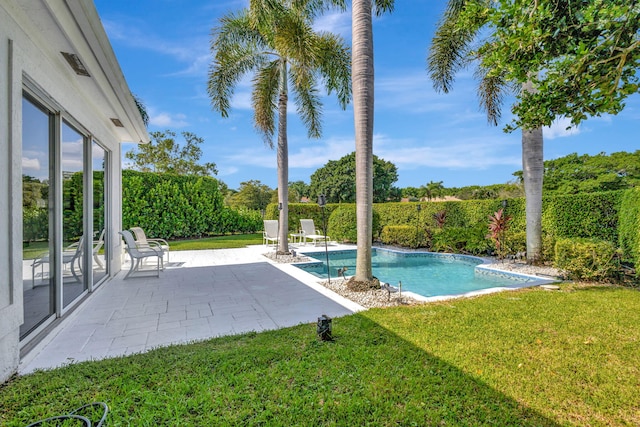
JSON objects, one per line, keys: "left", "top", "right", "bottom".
{"left": 94, "top": 0, "right": 640, "bottom": 191}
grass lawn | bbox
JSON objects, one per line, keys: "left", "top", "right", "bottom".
{"left": 1, "top": 283, "right": 639, "bottom": 426}
{"left": 165, "top": 233, "right": 263, "bottom": 251}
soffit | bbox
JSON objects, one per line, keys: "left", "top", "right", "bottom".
{"left": 8, "top": 0, "right": 148, "bottom": 144}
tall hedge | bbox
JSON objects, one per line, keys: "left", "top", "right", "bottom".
{"left": 619, "top": 188, "right": 640, "bottom": 268}
{"left": 122, "top": 171, "right": 226, "bottom": 238}
{"left": 267, "top": 191, "right": 623, "bottom": 251}
{"left": 541, "top": 190, "right": 623, "bottom": 242}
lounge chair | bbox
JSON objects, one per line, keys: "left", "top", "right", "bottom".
{"left": 31, "top": 236, "right": 85, "bottom": 286}
{"left": 130, "top": 227, "right": 170, "bottom": 262}
{"left": 263, "top": 220, "right": 279, "bottom": 247}
{"left": 92, "top": 229, "right": 105, "bottom": 269}
{"left": 300, "top": 219, "right": 329, "bottom": 246}
{"left": 119, "top": 230, "right": 163, "bottom": 279}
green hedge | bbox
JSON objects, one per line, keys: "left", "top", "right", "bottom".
{"left": 541, "top": 191, "right": 623, "bottom": 242}
{"left": 555, "top": 238, "right": 621, "bottom": 281}
{"left": 122, "top": 171, "right": 227, "bottom": 239}
{"left": 619, "top": 188, "right": 640, "bottom": 270}
{"left": 380, "top": 225, "right": 428, "bottom": 249}
{"left": 327, "top": 205, "right": 381, "bottom": 243}
{"left": 269, "top": 192, "right": 623, "bottom": 252}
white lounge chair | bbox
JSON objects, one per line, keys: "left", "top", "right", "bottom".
{"left": 120, "top": 230, "right": 163, "bottom": 279}
{"left": 130, "top": 227, "right": 170, "bottom": 262}
{"left": 31, "top": 236, "right": 85, "bottom": 286}
{"left": 300, "top": 219, "right": 329, "bottom": 246}
{"left": 263, "top": 220, "right": 279, "bottom": 247}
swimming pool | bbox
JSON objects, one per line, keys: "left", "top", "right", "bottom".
{"left": 294, "top": 248, "right": 550, "bottom": 300}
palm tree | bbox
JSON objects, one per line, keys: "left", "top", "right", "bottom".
{"left": 428, "top": 0, "right": 543, "bottom": 263}
{"left": 351, "top": 0, "right": 394, "bottom": 284}
{"left": 208, "top": 0, "right": 350, "bottom": 253}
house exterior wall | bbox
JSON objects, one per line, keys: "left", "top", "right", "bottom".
{"left": 0, "top": 0, "right": 147, "bottom": 383}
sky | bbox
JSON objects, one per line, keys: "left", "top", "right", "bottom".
{"left": 94, "top": 0, "right": 640, "bottom": 192}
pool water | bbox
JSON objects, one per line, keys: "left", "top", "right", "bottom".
{"left": 295, "top": 248, "right": 535, "bottom": 298}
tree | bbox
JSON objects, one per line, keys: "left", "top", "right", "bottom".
{"left": 481, "top": 0, "right": 640, "bottom": 131}
{"left": 428, "top": 0, "right": 544, "bottom": 263}
{"left": 309, "top": 152, "right": 398, "bottom": 203}
{"left": 209, "top": 0, "right": 350, "bottom": 253}
{"left": 288, "top": 180, "right": 310, "bottom": 202}
{"left": 422, "top": 180, "right": 445, "bottom": 201}
{"left": 124, "top": 130, "right": 217, "bottom": 176}
{"left": 351, "top": 0, "right": 395, "bottom": 285}
{"left": 513, "top": 150, "right": 640, "bottom": 194}
{"left": 227, "top": 180, "right": 273, "bottom": 211}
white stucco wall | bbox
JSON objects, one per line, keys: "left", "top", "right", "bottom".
{"left": 0, "top": 0, "right": 147, "bottom": 383}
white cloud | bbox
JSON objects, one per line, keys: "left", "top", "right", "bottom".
{"left": 374, "top": 134, "right": 521, "bottom": 169}
{"left": 150, "top": 112, "right": 189, "bottom": 128}
{"left": 102, "top": 19, "right": 210, "bottom": 77}
{"left": 313, "top": 10, "right": 351, "bottom": 39}
{"left": 22, "top": 157, "right": 40, "bottom": 170}
{"left": 543, "top": 117, "right": 581, "bottom": 140}
{"left": 218, "top": 165, "right": 240, "bottom": 177}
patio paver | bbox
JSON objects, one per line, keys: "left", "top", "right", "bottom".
{"left": 19, "top": 245, "right": 362, "bottom": 374}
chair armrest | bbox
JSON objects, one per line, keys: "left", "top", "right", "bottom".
{"left": 147, "top": 238, "right": 169, "bottom": 247}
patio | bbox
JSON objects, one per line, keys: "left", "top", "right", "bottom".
{"left": 20, "top": 245, "right": 362, "bottom": 374}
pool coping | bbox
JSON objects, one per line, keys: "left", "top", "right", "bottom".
{"left": 293, "top": 245, "right": 558, "bottom": 304}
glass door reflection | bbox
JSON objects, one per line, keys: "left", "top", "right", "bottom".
{"left": 92, "top": 142, "right": 108, "bottom": 285}
{"left": 62, "top": 121, "right": 86, "bottom": 308}
{"left": 21, "top": 95, "right": 54, "bottom": 339}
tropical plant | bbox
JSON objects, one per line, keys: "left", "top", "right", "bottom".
{"left": 309, "top": 152, "right": 399, "bottom": 203}
{"left": 428, "top": 0, "right": 544, "bottom": 263}
{"left": 208, "top": 0, "right": 351, "bottom": 253}
{"left": 422, "top": 180, "right": 444, "bottom": 201}
{"left": 433, "top": 210, "right": 447, "bottom": 228}
{"left": 487, "top": 208, "right": 511, "bottom": 259}
{"left": 351, "top": 0, "right": 395, "bottom": 285}
{"left": 480, "top": 0, "right": 640, "bottom": 131}
{"left": 124, "top": 130, "right": 217, "bottom": 176}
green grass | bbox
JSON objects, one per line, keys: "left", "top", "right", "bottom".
{"left": 2, "top": 284, "right": 639, "bottom": 426}
{"left": 22, "top": 233, "right": 264, "bottom": 260}
{"left": 165, "top": 233, "right": 263, "bottom": 250}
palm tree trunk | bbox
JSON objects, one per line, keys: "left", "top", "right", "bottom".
{"left": 522, "top": 82, "right": 543, "bottom": 263}
{"left": 277, "top": 60, "right": 289, "bottom": 253}
{"left": 352, "top": 0, "right": 374, "bottom": 282}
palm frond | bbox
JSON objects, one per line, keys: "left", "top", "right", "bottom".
{"left": 290, "top": 65, "right": 322, "bottom": 139}
{"left": 209, "top": 10, "right": 268, "bottom": 117}
{"left": 427, "top": 0, "right": 490, "bottom": 93}
{"left": 252, "top": 60, "right": 281, "bottom": 147}
{"left": 373, "top": 0, "right": 395, "bottom": 17}
{"left": 475, "top": 63, "right": 508, "bottom": 126}
{"left": 314, "top": 32, "right": 351, "bottom": 108}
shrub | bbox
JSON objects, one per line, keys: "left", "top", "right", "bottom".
{"left": 380, "top": 225, "right": 429, "bottom": 249}
{"left": 504, "top": 230, "right": 527, "bottom": 256}
{"left": 328, "top": 205, "right": 381, "bottom": 243}
{"left": 618, "top": 188, "right": 640, "bottom": 272}
{"left": 554, "top": 238, "right": 621, "bottom": 281}
{"left": 431, "top": 225, "right": 491, "bottom": 256}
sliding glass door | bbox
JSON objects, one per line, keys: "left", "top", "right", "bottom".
{"left": 21, "top": 89, "right": 112, "bottom": 342}
{"left": 21, "top": 95, "right": 54, "bottom": 339}
{"left": 92, "top": 142, "right": 108, "bottom": 285}
{"left": 61, "top": 121, "right": 87, "bottom": 308}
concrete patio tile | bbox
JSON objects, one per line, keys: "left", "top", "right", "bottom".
{"left": 123, "top": 318, "right": 159, "bottom": 333}
{"left": 110, "top": 332, "right": 149, "bottom": 350}
{"left": 19, "top": 245, "right": 360, "bottom": 374}
{"left": 159, "top": 311, "right": 187, "bottom": 324}
{"left": 157, "top": 321, "right": 182, "bottom": 332}
{"left": 143, "top": 302, "right": 169, "bottom": 315}
{"left": 146, "top": 328, "right": 188, "bottom": 348}
{"left": 180, "top": 317, "right": 210, "bottom": 329}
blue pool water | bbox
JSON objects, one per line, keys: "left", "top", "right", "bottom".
{"left": 295, "top": 248, "right": 536, "bottom": 299}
